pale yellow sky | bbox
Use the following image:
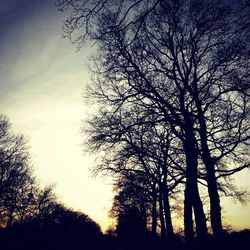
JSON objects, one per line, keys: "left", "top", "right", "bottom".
{"left": 0, "top": 0, "right": 249, "bottom": 232}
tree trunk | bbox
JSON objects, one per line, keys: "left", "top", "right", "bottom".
{"left": 192, "top": 182, "right": 208, "bottom": 241}
{"left": 161, "top": 177, "right": 174, "bottom": 239}
{"left": 184, "top": 184, "right": 194, "bottom": 244}
{"left": 151, "top": 185, "right": 157, "bottom": 237}
{"left": 163, "top": 194, "right": 174, "bottom": 239}
{"left": 195, "top": 99, "right": 224, "bottom": 239}
{"left": 206, "top": 163, "right": 223, "bottom": 238}
{"left": 183, "top": 121, "right": 208, "bottom": 242}
{"left": 141, "top": 203, "right": 148, "bottom": 234}
{"left": 159, "top": 192, "right": 166, "bottom": 240}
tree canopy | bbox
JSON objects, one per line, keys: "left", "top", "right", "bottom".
{"left": 57, "top": 0, "right": 250, "bottom": 243}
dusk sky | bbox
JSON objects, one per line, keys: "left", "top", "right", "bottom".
{"left": 0, "top": 0, "right": 249, "bottom": 231}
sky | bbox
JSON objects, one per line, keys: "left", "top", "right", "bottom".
{"left": 0, "top": 0, "right": 249, "bottom": 232}
{"left": 0, "top": 0, "right": 114, "bottom": 230}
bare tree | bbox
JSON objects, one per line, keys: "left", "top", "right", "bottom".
{"left": 57, "top": 0, "right": 250, "bottom": 242}
{"left": 85, "top": 98, "right": 185, "bottom": 239}
{"left": 0, "top": 114, "right": 33, "bottom": 227}
{"left": 0, "top": 115, "right": 58, "bottom": 228}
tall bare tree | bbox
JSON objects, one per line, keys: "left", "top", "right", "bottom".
{"left": 57, "top": 0, "right": 250, "bottom": 242}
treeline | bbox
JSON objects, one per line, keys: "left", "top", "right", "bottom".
{"left": 56, "top": 0, "right": 250, "bottom": 247}
{"left": 0, "top": 115, "right": 102, "bottom": 250}
{"left": 0, "top": 112, "right": 249, "bottom": 250}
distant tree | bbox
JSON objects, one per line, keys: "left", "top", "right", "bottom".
{"left": 6, "top": 204, "right": 103, "bottom": 250}
{"left": 0, "top": 114, "right": 34, "bottom": 228}
{"left": 0, "top": 115, "right": 58, "bottom": 230}
{"left": 111, "top": 172, "right": 151, "bottom": 232}
{"left": 41, "top": 204, "right": 102, "bottom": 249}
{"left": 33, "top": 184, "right": 57, "bottom": 220}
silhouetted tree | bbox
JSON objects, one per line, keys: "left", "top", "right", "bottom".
{"left": 1, "top": 203, "right": 103, "bottom": 250}
{"left": 57, "top": 0, "right": 250, "bottom": 243}
{"left": 86, "top": 105, "right": 185, "bottom": 239}
{"left": 111, "top": 172, "right": 151, "bottom": 231}
{"left": 0, "top": 114, "right": 34, "bottom": 228}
